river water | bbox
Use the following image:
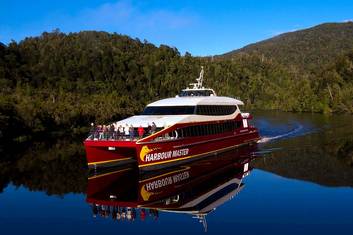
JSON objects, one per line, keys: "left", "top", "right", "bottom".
{"left": 1, "top": 111, "right": 352, "bottom": 234}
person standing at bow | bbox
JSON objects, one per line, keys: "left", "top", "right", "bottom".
{"left": 138, "top": 125, "right": 145, "bottom": 139}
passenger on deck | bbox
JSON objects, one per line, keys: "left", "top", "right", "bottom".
{"left": 124, "top": 124, "right": 129, "bottom": 139}
{"left": 129, "top": 124, "right": 134, "bottom": 140}
{"left": 89, "top": 123, "right": 95, "bottom": 140}
{"left": 118, "top": 124, "right": 124, "bottom": 139}
{"left": 100, "top": 125, "right": 104, "bottom": 140}
{"left": 94, "top": 126, "right": 99, "bottom": 140}
{"left": 109, "top": 124, "right": 115, "bottom": 140}
{"left": 163, "top": 123, "right": 170, "bottom": 139}
{"left": 147, "top": 123, "right": 151, "bottom": 135}
{"left": 151, "top": 122, "right": 157, "bottom": 134}
{"left": 138, "top": 125, "right": 145, "bottom": 139}
{"left": 103, "top": 125, "right": 109, "bottom": 140}
{"left": 98, "top": 125, "right": 104, "bottom": 140}
{"left": 106, "top": 125, "right": 110, "bottom": 139}
{"left": 114, "top": 123, "right": 119, "bottom": 140}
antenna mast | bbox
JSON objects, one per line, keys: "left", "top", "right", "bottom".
{"left": 190, "top": 66, "right": 204, "bottom": 89}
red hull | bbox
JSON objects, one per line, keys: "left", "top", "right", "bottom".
{"left": 84, "top": 125, "right": 259, "bottom": 170}
{"left": 84, "top": 140, "right": 137, "bottom": 167}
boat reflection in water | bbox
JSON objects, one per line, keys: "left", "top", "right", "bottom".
{"left": 86, "top": 145, "right": 257, "bottom": 231}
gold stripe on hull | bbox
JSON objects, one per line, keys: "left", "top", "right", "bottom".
{"left": 138, "top": 140, "right": 258, "bottom": 169}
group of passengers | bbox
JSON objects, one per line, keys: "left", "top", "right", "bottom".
{"left": 88, "top": 122, "right": 157, "bottom": 141}
{"left": 91, "top": 204, "right": 159, "bottom": 221}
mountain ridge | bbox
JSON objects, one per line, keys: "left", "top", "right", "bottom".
{"left": 219, "top": 22, "right": 353, "bottom": 71}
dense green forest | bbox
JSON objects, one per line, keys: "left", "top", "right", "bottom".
{"left": 0, "top": 24, "right": 353, "bottom": 142}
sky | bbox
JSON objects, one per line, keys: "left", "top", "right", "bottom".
{"left": 1, "top": 0, "right": 353, "bottom": 56}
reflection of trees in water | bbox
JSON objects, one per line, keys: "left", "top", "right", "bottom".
{"left": 0, "top": 162, "right": 11, "bottom": 193}
{"left": 0, "top": 140, "right": 87, "bottom": 195}
{"left": 337, "top": 140, "right": 353, "bottom": 167}
{"left": 254, "top": 133, "right": 353, "bottom": 187}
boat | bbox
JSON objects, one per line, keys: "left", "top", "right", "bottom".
{"left": 84, "top": 66, "right": 260, "bottom": 171}
{"left": 86, "top": 146, "right": 256, "bottom": 231}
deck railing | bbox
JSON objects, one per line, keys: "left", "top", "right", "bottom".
{"left": 86, "top": 127, "right": 163, "bottom": 141}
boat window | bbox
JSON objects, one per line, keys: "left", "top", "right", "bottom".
{"left": 142, "top": 106, "right": 196, "bottom": 115}
{"left": 142, "top": 105, "right": 237, "bottom": 116}
{"left": 210, "top": 124, "right": 216, "bottom": 135}
{"left": 196, "top": 105, "right": 237, "bottom": 116}
{"left": 177, "top": 129, "right": 183, "bottom": 138}
{"left": 198, "top": 125, "right": 204, "bottom": 136}
{"left": 216, "top": 124, "right": 220, "bottom": 134}
{"left": 180, "top": 120, "right": 242, "bottom": 138}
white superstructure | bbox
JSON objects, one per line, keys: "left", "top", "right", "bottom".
{"left": 114, "top": 67, "right": 244, "bottom": 128}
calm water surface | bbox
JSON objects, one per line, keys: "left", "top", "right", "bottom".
{"left": 1, "top": 111, "right": 353, "bottom": 234}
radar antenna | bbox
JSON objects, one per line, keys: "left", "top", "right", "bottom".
{"left": 189, "top": 66, "right": 204, "bottom": 89}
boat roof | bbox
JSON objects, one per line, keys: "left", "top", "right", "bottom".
{"left": 147, "top": 96, "right": 244, "bottom": 107}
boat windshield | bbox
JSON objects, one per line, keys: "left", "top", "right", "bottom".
{"left": 142, "top": 106, "right": 196, "bottom": 115}
{"left": 179, "top": 89, "right": 215, "bottom": 97}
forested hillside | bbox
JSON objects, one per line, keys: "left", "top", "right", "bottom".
{"left": 0, "top": 27, "right": 352, "bottom": 142}
{"left": 221, "top": 22, "right": 353, "bottom": 71}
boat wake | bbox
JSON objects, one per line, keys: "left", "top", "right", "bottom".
{"left": 251, "top": 148, "right": 282, "bottom": 156}
{"left": 257, "top": 124, "right": 304, "bottom": 144}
